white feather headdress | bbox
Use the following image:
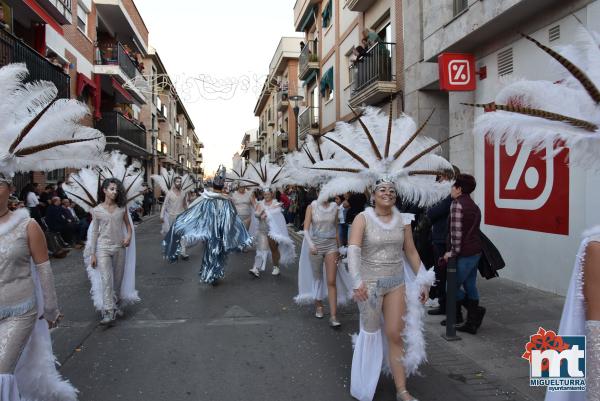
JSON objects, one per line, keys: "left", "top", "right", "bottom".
{"left": 227, "top": 153, "right": 254, "bottom": 188}
{"left": 467, "top": 29, "right": 600, "bottom": 169}
{"left": 0, "top": 63, "right": 105, "bottom": 178}
{"left": 282, "top": 134, "right": 336, "bottom": 186}
{"left": 311, "top": 104, "right": 455, "bottom": 206}
{"left": 151, "top": 167, "right": 195, "bottom": 194}
{"left": 244, "top": 156, "right": 288, "bottom": 191}
{"left": 63, "top": 151, "right": 145, "bottom": 212}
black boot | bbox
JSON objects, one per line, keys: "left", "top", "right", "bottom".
{"left": 440, "top": 300, "right": 463, "bottom": 326}
{"left": 456, "top": 299, "right": 484, "bottom": 334}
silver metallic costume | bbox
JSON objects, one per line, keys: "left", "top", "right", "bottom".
{"left": 89, "top": 205, "right": 126, "bottom": 312}
{"left": 163, "top": 191, "right": 252, "bottom": 284}
{"left": 307, "top": 201, "right": 338, "bottom": 278}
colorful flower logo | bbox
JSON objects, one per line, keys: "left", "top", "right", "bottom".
{"left": 522, "top": 327, "right": 570, "bottom": 372}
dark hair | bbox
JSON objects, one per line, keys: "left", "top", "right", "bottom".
{"left": 98, "top": 178, "right": 127, "bottom": 208}
{"left": 453, "top": 174, "right": 476, "bottom": 195}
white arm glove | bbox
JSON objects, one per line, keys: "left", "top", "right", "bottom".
{"left": 303, "top": 230, "right": 315, "bottom": 249}
{"left": 35, "top": 260, "right": 60, "bottom": 321}
{"left": 347, "top": 245, "right": 363, "bottom": 289}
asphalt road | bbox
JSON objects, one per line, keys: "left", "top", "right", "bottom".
{"left": 50, "top": 216, "right": 526, "bottom": 401}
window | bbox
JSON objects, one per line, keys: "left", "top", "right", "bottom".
{"left": 322, "top": 0, "right": 332, "bottom": 28}
{"left": 46, "top": 169, "right": 65, "bottom": 183}
{"left": 453, "top": 0, "right": 468, "bottom": 16}
{"left": 77, "top": 2, "right": 89, "bottom": 35}
{"left": 320, "top": 67, "right": 334, "bottom": 101}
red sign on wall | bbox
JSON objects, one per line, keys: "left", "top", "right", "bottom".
{"left": 484, "top": 136, "right": 569, "bottom": 235}
{"left": 438, "top": 53, "right": 476, "bottom": 91}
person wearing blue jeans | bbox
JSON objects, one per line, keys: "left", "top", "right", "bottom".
{"left": 444, "top": 174, "right": 485, "bottom": 334}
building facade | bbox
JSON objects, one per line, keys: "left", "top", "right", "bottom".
{"left": 403, "top": 0, "right": 600, "bottom": 294}
{"left": 254, "top": 37, "right": 302, "bottom": 163}
{"left": 293, "top": 0, "right": 403, "bottom": 144}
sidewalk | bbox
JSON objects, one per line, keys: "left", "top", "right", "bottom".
{"left": 289, "top": 227, "right": 563, "bottom": 401}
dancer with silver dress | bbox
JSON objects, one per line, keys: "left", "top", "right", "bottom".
{"left": 88, "top": 178, "right": 133, "bottom": 324}
{"left": 163, "top": 166, "right": 252, "bottom": 284}
{"left": 310, "top": 102, "right": 455, "bottom": 401}
{"left": 0, "top": 63, "right": 105, "bottom": 400}
{"left": 295, "top": 198, "right": 353, "bottom": 327}
{"left": 463, "top": 27, "right": 600, "bottom": 401}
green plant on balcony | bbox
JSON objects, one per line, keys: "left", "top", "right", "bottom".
{"left": 309, "top": 53, "right": 319, "bottom": 63}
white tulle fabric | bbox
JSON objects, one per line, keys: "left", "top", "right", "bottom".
{"left": 12, "top": 262, "right": 78, "bottom": 401}
{"left": 294, "top": 236, "right": 354, "bottom": 305}
{"left": 249, "top": 201, "right": 296, "bottom": 266}
{"left": 83, "top": 213, "right": 140, "bottom": 311}
{"left": 350, "top": 263, "right": 435, "bottom": 401}
{"left": 545, "top": 226, "right": 600, "bottom": 401}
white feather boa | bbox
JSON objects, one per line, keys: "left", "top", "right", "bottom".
{"left": 83, "top": 212, "right": 140, "bottom": 311}
{"left": 249, "top": 200, "right": 296, "bottom": 266}
{"left": 350, "top": 262, "right": 435, "bottom": 377}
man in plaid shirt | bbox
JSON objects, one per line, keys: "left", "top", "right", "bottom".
{"left": 443, "top": 174, "right": 484, "bottom": 334}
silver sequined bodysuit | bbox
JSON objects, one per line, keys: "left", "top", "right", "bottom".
{"left": 308, "top": 201, "right": 338, "bottom": 277}
{"left": 0, "top": 212, "right": 37, "bottom": 373}
{"left": 358, "top": 208, "right": 411, "bottom": 332}
{"left": 90, "top": 205, "right": 127, "bottom": 311}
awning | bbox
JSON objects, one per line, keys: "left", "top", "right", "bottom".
{"left": 111, "top": 77, "right": 134, "bottom": 103}
{"left": 76, "top": 72, "right": 96, "bottom": 96}
{"left": 298, "top": 5, "right": 316, "bottom": 32}
{"left": 322, "top": 0, "right": 332, "bottom": 28}
{"left": 320, "top": 67, "right": 334, "bottom": 97}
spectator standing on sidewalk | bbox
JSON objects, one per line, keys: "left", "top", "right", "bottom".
{"left": 335, "top": 194, "right": 349, "bottom": 247}
{"left": 427, "top": 168, "right": 458, "bottom": 316}
{"left": 443, "top": 174, "right": 485, "bottom": 334}
{"left": 345, "top": 191, "right": 367, "bottom": 240}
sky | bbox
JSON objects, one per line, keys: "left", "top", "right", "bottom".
{"left": 135, "top": 0, "right": 302, "bottom": 176}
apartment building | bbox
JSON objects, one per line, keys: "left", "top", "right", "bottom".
{"left": 254, "top": 37, "right": 302, "bottom": 162}
{"left": 403, "top": 0, "right": 600, "bottom": 294}
{"left": 240, "top": 129, "right": 260, "bottom": 163}
{"left": 293, "top": 0, "right": 403, "bottom": 144}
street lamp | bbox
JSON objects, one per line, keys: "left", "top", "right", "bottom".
{"left": 289, "top": 95, "right": 304, "bottom": 151}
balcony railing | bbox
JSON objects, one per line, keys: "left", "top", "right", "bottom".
{"left": 350, "top": 42, "right": 395, "bottom": 94}
{"left": 277, "top": 90, "right": 289, "bottom": 111}
{"left": 299, "top": 40, "right": 319, "bottom": 80}
{"left": 0, "top": 29, "right": 70, "bottom": 99}
{"left": 96, "top": 111, "right": 147, "bottom": 151}
{"left": 298, "top": 106, "right": 319, "bottom": 137}
{"left": 98, "top": 42, "right": 138, "bottom": 80}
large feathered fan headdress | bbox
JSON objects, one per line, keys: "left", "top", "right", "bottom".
{"left": 0, "top": 64, "right": 105, "bottom": 179}
{"left": 465, "top": 28, "right": 600, "bottom": 168}
{"left": 64, "top": 151, "right": 145, "bottom": 211}
{"left": 227, "top": 153, "right": 254, "bottom": 188}
{"left": 282, "top": 134, "right": 336, "bottom": 186}
{"left": 243, "top": 156, "right": 287, "bottom": 192}
{"left": 311, "top": 104, "right": 456, "bottom": 205}
{"left": 151, "top": 167, "right": 195, "bottom": 194}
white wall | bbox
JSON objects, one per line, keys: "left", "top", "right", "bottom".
{"left": 339, "top": 0, "right": 357, "bottom": 34}
{"left": 469, "top": 5, "right": 600, "bottom": 294}
{"left": 340, "top": 25, "right": 360, "bottom": 117}
{"left": 322, "top": 4, "right": 336, "bottom": 56}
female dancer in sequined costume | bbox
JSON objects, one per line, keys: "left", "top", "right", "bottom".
{"left": 249, "top": 188, "right": 284, "bottom": 277}
{"left": 89, "top": 178, "right": 132, "bottom": 325}
{"left": 231, "top": 186, "right": 254, "bottom": 230}
{"left": 347, "top": 182, "right": 429, "bottom": 401}
{"left": 301, "top": 199, "right": 342, "bottom": 327}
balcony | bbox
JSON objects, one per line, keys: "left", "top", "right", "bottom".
{"left": 95, "top": 42, "right": 146, "bottom": 103}
{"left": 95, "top": 0, "right": 148, "bottom": 52}
{"left": 294, "top": 0, "right": 320, "bottom": 32}
{"left": 299, "top": 40, "right": 319, "bottom": 81}
{"left": 38, "top": 0, "right": 73, "bottom": 24}
{"left": 345, "top": 0, "right": 376, "bottom": 12}
{"left": 96, "top": 112, "right": 148, "bottom": 157}
{"left": 0, "top": 29, "right": 70, "bottom": 99}
{"left": 349, "top": 42, "right": 397, "bottom": 108}
{"left": 298, "top": 106, "right": 319, "bottom": 139}
{"left": 277, "top": 91, "right": 289, "bottom": 111}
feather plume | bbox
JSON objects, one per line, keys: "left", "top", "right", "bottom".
{"left": 246, "top": 156, "right": 288, "bottom": 190}
{"left": 469, "top": 28, "right": 600, "bottom": 169}
{"left": 312, "top": 105, "right": 454, "bottom": 206}
{"left": 281, "top": 135, "right": 337, "bottom": 186}
{"left": 0, "top": 64, "right": 105, "bottom": 177}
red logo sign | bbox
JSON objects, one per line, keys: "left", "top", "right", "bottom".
{"left": 484, "top": 135, "right": 569, "bottom": 235}
{"left": 438, "top": 53, "right": 476, "bottom": 91}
